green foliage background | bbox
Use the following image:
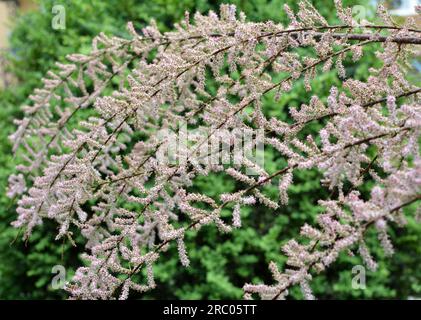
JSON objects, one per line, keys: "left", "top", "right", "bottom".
{"left": 0, "top": 0, "right": 419, "bottom": 299}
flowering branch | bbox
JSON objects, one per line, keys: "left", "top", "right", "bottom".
{"left": 7, "top": 1, "right": 421, "bottom": 299}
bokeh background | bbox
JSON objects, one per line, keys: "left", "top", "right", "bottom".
{"left": 0, "top": 0, "right": 420, "bottom": 299}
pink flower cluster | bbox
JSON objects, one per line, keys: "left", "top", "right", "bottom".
{"left": 8, "top": 1, "right": 421, "bottom": 299}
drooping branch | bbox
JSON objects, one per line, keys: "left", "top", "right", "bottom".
{"left": 7, "top": 2, "right": 421, "bottom": 300}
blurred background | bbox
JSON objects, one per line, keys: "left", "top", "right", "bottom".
{"left": 0, "top": 0, "right": 419, "bottom": 299}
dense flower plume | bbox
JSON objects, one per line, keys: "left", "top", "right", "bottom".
{"left": 7, "top": 1, "right": 421, "bottom": 299}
